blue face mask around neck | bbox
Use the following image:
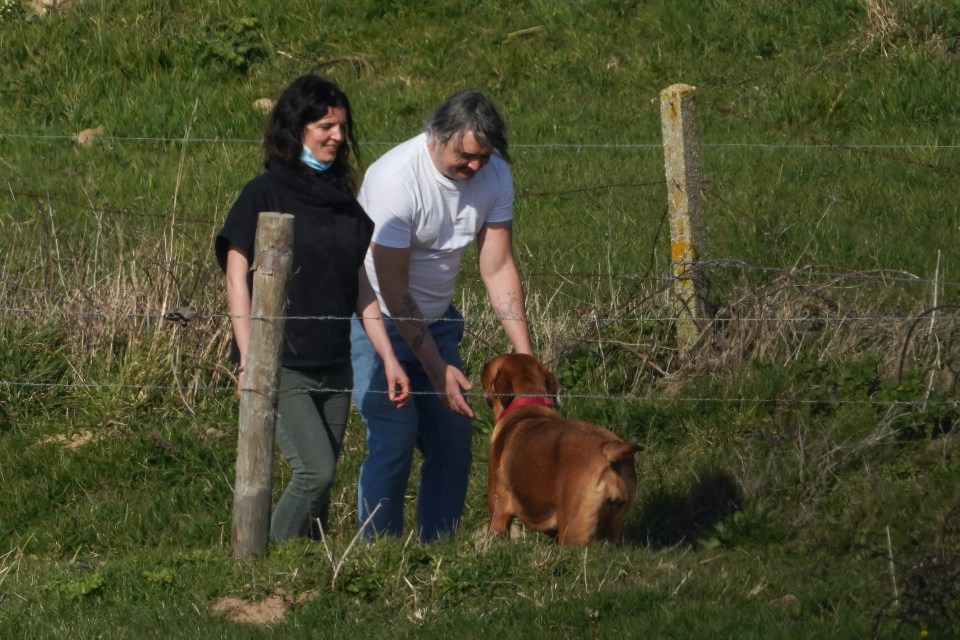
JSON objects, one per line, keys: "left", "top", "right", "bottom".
{"left": 301, "top": 145, "right": 333, "bottom": 173}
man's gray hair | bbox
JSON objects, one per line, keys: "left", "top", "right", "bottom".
{"left": 423, "top": 89, "right": 510, "bottom": 163}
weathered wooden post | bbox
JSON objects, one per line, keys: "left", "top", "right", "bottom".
{"left": 232, "top": 212, "right": 294, "bottom": 561}
{"left": 660, "top": 83, "right": 708, "bottom": 356}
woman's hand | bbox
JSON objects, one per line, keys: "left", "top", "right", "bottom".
{"left": 383, "top": 356, "right": 410, "bottom": 409}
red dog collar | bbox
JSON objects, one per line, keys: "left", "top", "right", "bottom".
{"left": 499, "top": 396, "right": 554, "bottom": 419}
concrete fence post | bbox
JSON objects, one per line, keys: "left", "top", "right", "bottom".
{"left": 231, "top": 211, "right": 294, "bottom": 561}
{"left": 660, "top": 83, "right": 709, "bottom": 357}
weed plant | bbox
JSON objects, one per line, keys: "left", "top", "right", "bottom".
{"left": 1, "top": 0, "right": 959, "bottom": 637}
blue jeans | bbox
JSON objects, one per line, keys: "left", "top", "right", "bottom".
{"left": 350, "top": 306, "right": 473, "bottom": 541}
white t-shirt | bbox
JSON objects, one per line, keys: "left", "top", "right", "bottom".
{"left": 358, "top": 133, "right": 514, "bottom": 320}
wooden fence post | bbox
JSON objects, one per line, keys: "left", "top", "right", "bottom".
{"left": 660, "top": 83, "right": 708, "bottom": 357}
{"left": 231, "top": 212, "right": 294, "bottom": 561}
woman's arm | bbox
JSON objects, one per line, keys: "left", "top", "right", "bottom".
{"left": 225, "top": 247, "right": 252, "bottom": 395}
{"left": 357, "top": 266, "right": 410, "bottom": 408}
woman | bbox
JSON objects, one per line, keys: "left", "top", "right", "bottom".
{"left": 216, "top": 74, "right": 408, "bottom": 542}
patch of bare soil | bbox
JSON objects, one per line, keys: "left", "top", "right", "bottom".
{"left": 210, "top": 588, "right": 317, "bottom": 626}
{"left": 73, "top": 126, "right": 103, "bottom": 147}
{"left": 40, "top": 430, "right": 97, "bottom": 450}
{"left": 29, "top": 0, "right": 77, "bottom": 15}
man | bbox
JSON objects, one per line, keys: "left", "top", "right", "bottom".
{"left": 350, "top": 89, "right": 533, "bottom": 540}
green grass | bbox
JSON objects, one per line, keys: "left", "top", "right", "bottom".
{"left": 2, "top": 0, "right": 960, "bottom": 637}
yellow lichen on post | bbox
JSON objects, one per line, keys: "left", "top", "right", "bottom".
{"left": 660, "top": 83, "right": 708, "bottom": 357}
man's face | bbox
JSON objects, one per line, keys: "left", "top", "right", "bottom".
{"left": 429, "top": 130, "right": 492, "bottom": 181}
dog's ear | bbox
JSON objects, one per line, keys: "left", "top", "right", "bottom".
{"left": 481, "top": 357, "right": 513, "bottom": 409}
{"left": 481, "top": 359, "right": 495, "bottom": 407}
{"left": 490, "top": 368, "right": 514, "bottom": 409}
{"left": 542, "top": 364, "right": 561, "bottom": 405}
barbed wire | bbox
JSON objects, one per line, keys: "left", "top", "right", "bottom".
{"left": 3, "top": 258, "right": 956, "bottom": 288}
{"left": 0, "top": 189, "right": 216, "bottom": 224}
{"left": 2, "top": 305, "right": 959, "bottom": 325}
{"left": 2, "top": 129, "right": 957, "bottom": 409}
{"left": 3, "top": 118, "right": 956, "bottom": 233}
{"left": 0, "top": 180, "right": 666, "bottom": 227}
{"left": 710, "top": 103, "right": 960, "bottom": 176}
{"left": 705, "top": 259, "right": 960, "bottom": 288}
{"left": 0, "top": 250, "right": 958, "bottom": 291}
{"left": 1, "top": 379, "right": 956, "bottom": 409}
{"left": 2, "top": 131, "right": 960, "bottom": 150}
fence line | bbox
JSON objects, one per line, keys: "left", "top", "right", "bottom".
{"left": 3, "top": 131, "right": 960, "bottom": 150}
{"left": 2, "top": 103, "right": 957, "bottom": 413}
{"left": 1, "top": 379, "right": 956, "bottom": 409}
{"left": 704, "top": 259, "right": 960, "bottom": 287}
{"left": 3, "top": 119, "right": 956, "bottom": 229}
{"left": 0, "top": 178, "right": 666, "bottom": 228}
{"left": 3, "top": 305, "right": 960, "bottom": 326}
{"left": 0, "top": 254, "right": 957, "bottom": 288}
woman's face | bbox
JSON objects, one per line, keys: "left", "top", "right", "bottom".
{"left": 302, "top": 106, "right": 348, "bottom": 164}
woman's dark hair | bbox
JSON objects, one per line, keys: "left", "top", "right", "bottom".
{"left": 263, "top": 74, "right": 360, "bottom": 194}
{"left": 423, "top": 89, "right": 510, "bottom": 163}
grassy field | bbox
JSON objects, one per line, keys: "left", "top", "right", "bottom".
{"left": 1, "top": 0, "right": 959, "bottom": 637}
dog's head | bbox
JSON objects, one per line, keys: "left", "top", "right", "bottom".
{"left": 480, "top": 353, "right": 560, "bottom": 422}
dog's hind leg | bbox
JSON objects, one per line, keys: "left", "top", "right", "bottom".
{"left": 555, "top": 497, "right": 600, "bottom": 546}
{"left": 556, "top": 517, "right": 599, "bottom": 546}
{"left": 488, "top": 494, "right": 515, "bottom": 537}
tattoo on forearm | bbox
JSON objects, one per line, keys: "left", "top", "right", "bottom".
{"left": 396, "top": 293, "right": 428, "bottom": 352}
{"left": 493, "top": 292, "right": 527, "bottom": 322}
{"left": 401, "top": 294, "right": 420, "bottom": 318}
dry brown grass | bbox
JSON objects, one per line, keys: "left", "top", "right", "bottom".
{"left": 3, "top": 187, "right": 956, "bottom": 419}
{"left": 0, "top": 193, "right": 232, "bottom": 410}
{"left": 857, "top": 0, "right": 957, "bottom": 57}
{"left": 862, "top": 0, "right": 902, "bottom": 56}
{"left": 460, "top": 259, "right": 959, "bottom": 403}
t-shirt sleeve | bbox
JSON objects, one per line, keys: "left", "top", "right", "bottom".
{"left": 356, "top": 207, "right": 375, "bottom": 264}
{"left": 485, "top": 158, "right": 514, "bottom": 225}
{"left": 215, "top": 180, "right": 267, "bottom": 272}
{"left": 359, "top": 173, "right": 415, "bottom": 249}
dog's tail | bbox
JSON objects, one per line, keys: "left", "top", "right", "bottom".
{"left": 603, "top": 441, "right": 642, "bottom": 463}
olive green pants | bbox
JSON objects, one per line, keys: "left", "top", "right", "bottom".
{"left": 270, "top": 363, "right": 352, "bottom": 543}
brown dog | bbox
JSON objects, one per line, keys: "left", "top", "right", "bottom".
{"left": 480, "top": 353, "right": 642, "bottom": 546}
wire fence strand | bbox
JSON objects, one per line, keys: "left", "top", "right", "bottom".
{"left": 2, "top": 379, "right": 957, "bottom": 409}
{"left": 3, "top": 131, "right": 960, "bottom": 150}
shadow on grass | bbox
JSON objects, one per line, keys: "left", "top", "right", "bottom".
{"left": 870, "top": 503, "right": 960, "bottom": 638}
{"left": 625, "top": 468, "right": 743, "bottom": 548}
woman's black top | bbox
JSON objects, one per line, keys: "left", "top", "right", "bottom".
{"left": 216, "top": 161, "right": 374, "bottom": 367}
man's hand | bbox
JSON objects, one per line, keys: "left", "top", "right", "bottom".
{"left": 437, "top": 364, "right": 474, "bottom": 418}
